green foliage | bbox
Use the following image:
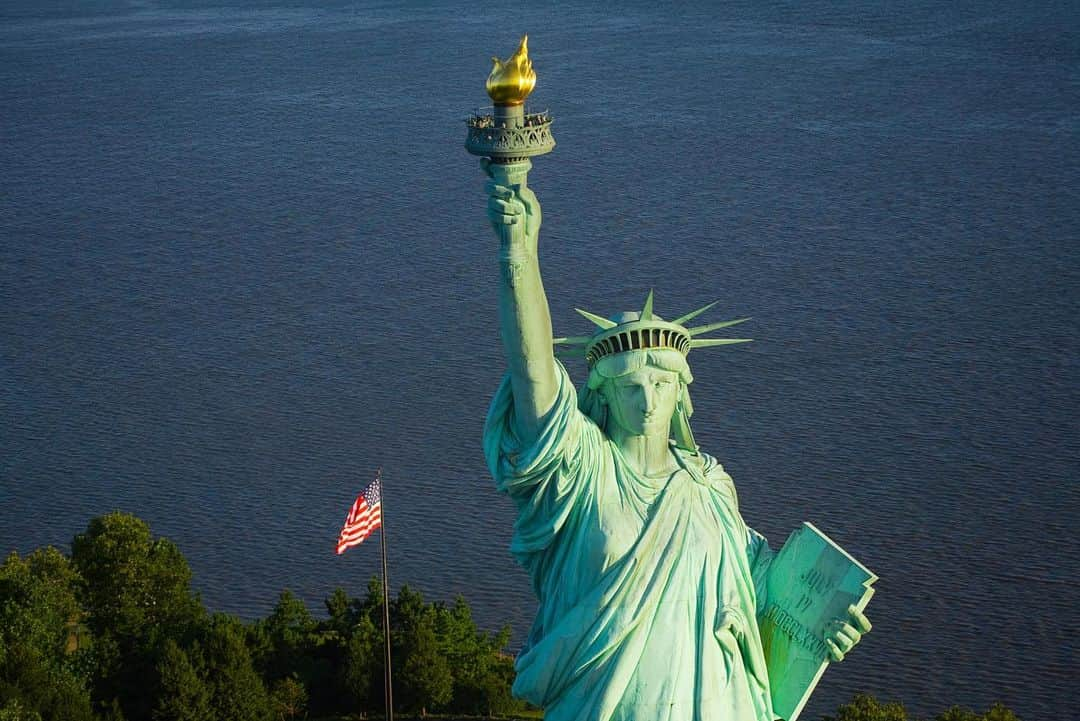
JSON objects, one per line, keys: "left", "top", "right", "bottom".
{"left": 0, "top": 549, "right": 95, "bottom": 721}
{"left": 828, "top": 695, "right": 1025, "bottom": 721}
{"left": 824, "top": 693, "right": 909, "bottom": 721}
{"left": 397, "top": 618, "right": 453, "bottom": 715}
{"left": 473, "top": 652, "right": 524, "bottom": 718}
{"left": 201, "top": 615, "right": 271, "bottom": 721}
{"left": 324, "top": 587, "right": 353, "bottom": 637}
{"left": 981, "top": 703, "right": 1021, "bottom": 721}
{"left": 341, "top": 614, "right": 379, "bottom": 712}
{"left": 936, "top": 707, "right": 981, "bottom": 721}
{"left": 71, "top": 512, "right": 206, "bottom": 721}
{"left": 152, "top": 640, "right": 211, "bottom": 721}
{"left": 391, "top": 586, "right": 453, "bottom": 715}
{"left": 99, "top": 698, "right": 125, "bottom": 721}
{"left": 269, "top": 676, "right": 308, "bottom": 721}
{"left": 934, "top": 702, "right": 1022, "bottom": 721}
{"left": 250, "top": 590, "right": 317, "bottom": 680}
{"left": 431, "top": 597, "right": 522, "bottom": 717}
{"left": 0, "top": 698, "right": 43, "bottom": 721}
{"left": 71, "top": 513, "right": 202, "bottom": 640}
{"left": 385, "top": 584, "right": 526, "bottom": 718}
{"left": 250, "top": 589, "right": 340, "bottom": 718}
{"left": 0, "top": 548, "right": 83, "bottom": 660}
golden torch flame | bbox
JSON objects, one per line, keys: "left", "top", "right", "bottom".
{"left": 486, "top": 35, "right": 536, "bottom": 105}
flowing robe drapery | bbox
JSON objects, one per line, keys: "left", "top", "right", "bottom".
{"left": 484, "top": 364, "right": 776, "bottom": 721}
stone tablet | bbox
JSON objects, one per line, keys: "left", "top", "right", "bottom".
{"left": 761, "top": 522, "right": 877, "bottom": 721}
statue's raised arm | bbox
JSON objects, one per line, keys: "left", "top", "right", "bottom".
{"left": 484, "top": 158, "right": 558, "bottom": 442}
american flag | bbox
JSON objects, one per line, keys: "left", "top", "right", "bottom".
{"left": 336, "top": 476, "right": 382, "bottom": 555}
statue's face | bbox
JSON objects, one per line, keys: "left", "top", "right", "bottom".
{"left": 601, "top": 366, "right": 681, "bottom": 437}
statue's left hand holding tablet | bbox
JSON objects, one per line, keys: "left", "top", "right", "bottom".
{"left": 824, "top": 605, "right": 872, "bottom": 662}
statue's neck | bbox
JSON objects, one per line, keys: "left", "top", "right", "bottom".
{"left": 608, "top": 426, "right": 677, "bottom": 478}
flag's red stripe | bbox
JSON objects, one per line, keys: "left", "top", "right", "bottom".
{"left": 345, "top": 501, "right": 378, "bottom": 523}
{"left": 339, "top": 518, "right": 382, "bottom": 542}
{"left": 338, "top": 510, "right": 382, "bottom": 541}
{"left": 341, "top": 512, "right": 381, "bottom": 531}
{"left": 336, "top": 523, "right": 379, "bottom": 549}
{"left": 343, "top": 504, "right": 380, "bottom": 526}
{"left": 342, "top": 508, "right": 381, "bottom": 530}
{"left": 345, "top": 501, "right": 369, "bottom": 523}
{"left": 340, "top": 526, "right": 380, "bottom": 543}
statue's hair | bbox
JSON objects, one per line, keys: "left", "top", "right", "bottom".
{"left": 585, "top": 348, "right": 692, "bottom": 389}
{"left": 577, "top": 349, "right": 698, "bottom": 452}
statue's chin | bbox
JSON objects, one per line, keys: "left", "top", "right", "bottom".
{"left": 607, "top": 424, "right": 672, "bottom": 443}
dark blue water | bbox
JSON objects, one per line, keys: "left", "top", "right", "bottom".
{"left": 2, "top": 1, "right": 1077, "bottom": 717}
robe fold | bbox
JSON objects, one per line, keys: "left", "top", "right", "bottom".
{"left": 484, "top": 363, "right": 777, "bottom": 721}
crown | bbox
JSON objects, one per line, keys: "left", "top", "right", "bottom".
{"left": 553, "top": 291, "right": 752, "bottom": 366}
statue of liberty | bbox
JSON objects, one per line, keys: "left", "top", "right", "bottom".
{"left": 475, "top": 37, "right": 871, "bottom": 721}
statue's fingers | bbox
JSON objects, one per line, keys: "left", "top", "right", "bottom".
{"left": 833, "top": 624, "right": 858, "bottom": 650}
{"left": 488, "top": 197, "right": 522, "bottom": 215}
{"left": 486, "top": 182, "right": 515, "bottom": 201}
{"left": 518, "top": 186, "right": 538, "bottom": 208}
{"left": 825, "top": 638, "right": 844, "bottom": 662}
{"left": 486, "top": 208, "right": 518, "bottom": 225}
{"left": 848, "top": 605, "right": 872, "bottom": 634}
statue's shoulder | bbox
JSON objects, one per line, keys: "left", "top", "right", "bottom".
{"left": 695, "top": 450, "right": 728, "bottom": 478}
{"left": 692, "top": 450, "right": 739, "bottom": 502}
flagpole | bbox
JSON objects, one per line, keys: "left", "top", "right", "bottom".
{"left": 378, "top": 468, "right": 394, "bottom": 721}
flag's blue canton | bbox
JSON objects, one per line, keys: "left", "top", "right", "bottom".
{"left": 364, "top": 478, "right": 382, "bottom": 507}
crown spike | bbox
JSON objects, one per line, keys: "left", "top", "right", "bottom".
{"left": 670, "top": 300, "right": 720, "bottom": 326}
{"left": 689, "top": 338, "right": 752, "bottom": 348}
{"left": 575, "top": 308, "right": 617, "bottom": 329}
{"left": 687, "top": 317, "right": 752, "bottom": 336}
{"left": 552, "top": 336, "right": 591, "bottom": 345}
{"left": 641, "top": 290, "right": 655, "bottom": 321}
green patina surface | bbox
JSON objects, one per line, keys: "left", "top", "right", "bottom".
{"left": 472, "top": 42, "right": 875, "bottom": 721}
{"left": 761, "top": 523, "right": 877, "bottom": 720}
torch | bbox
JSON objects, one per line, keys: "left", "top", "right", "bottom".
{"left": 465, "top": 35, "right": 555, "bottom": 198}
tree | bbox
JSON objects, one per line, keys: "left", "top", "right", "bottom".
{"left": 936, "top": 707, "right": 981, "bottom": 721}
{"left": 391, "top": 586, "right": 452, "bottom": 717}
{"left": 429, "top": 596, "right": 520, "bottom": 715}
{"left": 0, "top": 549, "right": 95, "bottom": 721}
{"left": 70, "top": 512, "right": 205, "bottom": 720}
{"left": 251, "top": 590, "right": 317, "bottom": 681}
{"left": 935, "top": 703, "right": 1023, "bottom": 721}
{"left": 71, "top": 513, "right": 202, "bottom": 641}
{"left": 824, "top": 693, "right": 909, "bottom": 721}
{"left": 341, "top": 614, "right": 379, "bottom": 713}
{"left": 398, "top": 622, "right": 452, "bottom": 717}
{"left": 324, "top": 587, "right": 354, "bottom": 637}
{"left": 269, "top": 676, "right": 308, "bottom": 721}
{"left": 0, "top": 699, "right": 42, "bottom": 721}
{"left": 254, "top": 589, "right": 341, "bottom": 717}
{"left": 201, "top": 614, "right": 271, "bottom": 721}
{"left": 475, "top": 652, "right": 524, "bottom": 717}
{"left": 982, "top": 703, "right": 1021, "bottom": 721}
{"left": 152, "top": 640, "right": 212, "bottom": 721}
